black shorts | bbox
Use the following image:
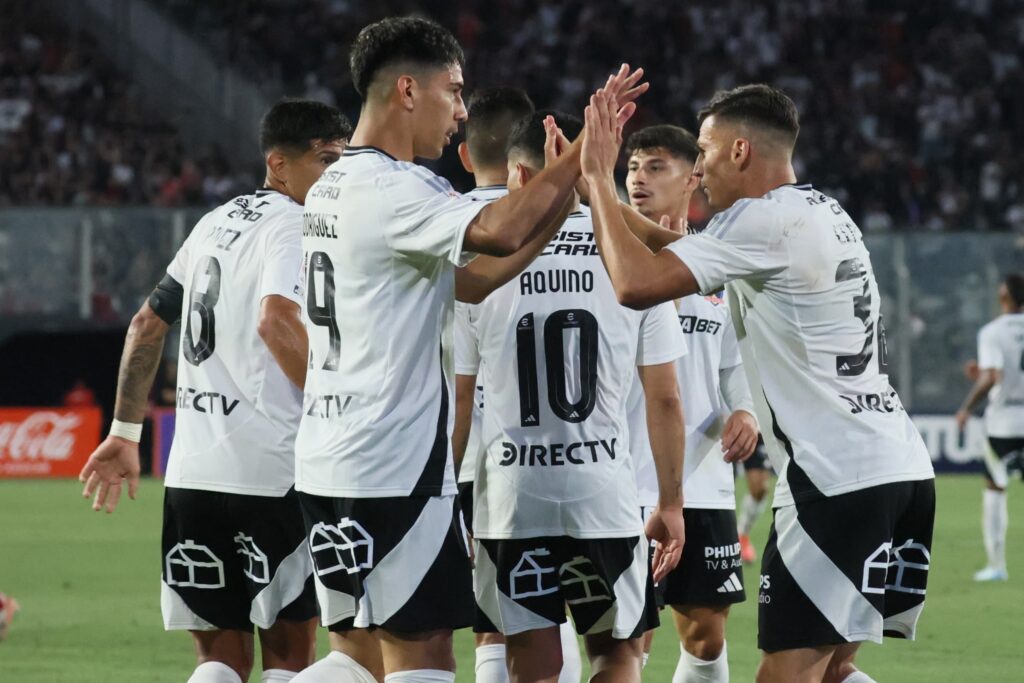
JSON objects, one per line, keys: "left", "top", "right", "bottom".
{"left": 458, "top": 481, "right": 474, "bottom": 534}
{"left": 983, "top": 436, "right": 1024, "bottom": 489}
{"left": 161, "top": 486, "right": 317, "bottom": 632}
{"left": 474, "top": 535, "right": 658, "bottom": 639}
{"left": 662, "top": 508, "right": 746, "bottom": 608}
{"left": 742, "top": 439, "right": 773, "bottom": 473}
{"left": 758, "top": 478, "right": 935, "bottom": 652}
{"left": 298, "top": 492, "right": 474, "bottom": 633}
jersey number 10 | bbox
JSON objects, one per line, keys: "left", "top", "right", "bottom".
{"left": 516, "top": 309, "right": 599, "bottom": 427}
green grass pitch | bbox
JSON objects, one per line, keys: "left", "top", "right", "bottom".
{"left": 0, "top": 475, "right": 1020, "bottom": 681}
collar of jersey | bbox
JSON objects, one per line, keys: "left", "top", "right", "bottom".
{"left": 776, "top": 182, "right": 813, "bottom": 191}
{"left": 343, "top": 145, "right": 398, "bottom": 161}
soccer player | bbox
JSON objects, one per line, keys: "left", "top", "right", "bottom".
{"left": 624, "top": 124, "right": 759, "bottom": 683}
{"left": 294, "top": 18, "right": 647, "bottom": 683}
{"left": 582, "top": 85, "right": 935, "bottom": 683}
{"left": 452, "top": 87, "right": 583, "bottom": 683}
{"left": 78, "top": 99, "right": 351, "bottom": 683}
{"left": 956, "top": 273, "right": 1024, "bottom": 582}
{"left": 459, "top": 109, "right": 686, "bottom": 683}
{"left": 736, "top": 439, "right": 773, "bottom": 564}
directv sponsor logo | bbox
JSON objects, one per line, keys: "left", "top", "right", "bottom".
{"left": 176, "top": 387, "right": 240, "bottom": 416}
{"left": 499, "top": 438, "right": 617, "bottom": 467}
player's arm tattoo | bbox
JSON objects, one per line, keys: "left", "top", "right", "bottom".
{"left": 113, "top": 303, "right": 170, "bottom": 423}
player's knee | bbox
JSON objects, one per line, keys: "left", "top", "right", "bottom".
{"left": 684, "top": 632, "right": 724, "bottom": 661}
{"left": 985, "top": 479, "right": 1006, "bottom": 492}
{"left": 259, "top": 619, "right": 318, "bottom": 670}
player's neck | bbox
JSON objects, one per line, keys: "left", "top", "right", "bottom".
{"left": 350, "top": 105, "right": 414, "bottom": 161}
{"left": 473, "top": 169, "right": 507, "bottom": 188}
{"left": 262, "top": 175, "right": 297, "bottom": 203}
{"left": 751, "top": 162, "right": 798, "bottom": 199}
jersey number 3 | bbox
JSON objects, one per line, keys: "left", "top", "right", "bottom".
{"left": 183, "top": 255, "right": 222, "bottom": 366}
{"left": 835, "top": 258, "right": 888, "bottom": 377}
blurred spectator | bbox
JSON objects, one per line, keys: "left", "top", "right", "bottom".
{"left": 156, "top": 0, "right": 1024, "bottom": 230}
{"left": 62, "top": 378, "right": 97, "bottom": 407}
{"left": 0, "top": 3, "right": 250, "bottom": 208}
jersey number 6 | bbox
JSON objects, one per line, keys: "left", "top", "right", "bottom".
{"left": 183, "top": 255, "right": 222, "bottom": 366}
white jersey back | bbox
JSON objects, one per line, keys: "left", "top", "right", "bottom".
{"left": 454, "top": 185, "right": 507, "bottom": 485}
{"left": 629, "top": 293, "right": 740, "bottom": 510}
{"left": 667, "top": 184, "right": 933, "bottom": 507}
{"left": 463, "top": 206, "right": 686, "bottom": 539}
{"left": 978, "top": 313, "right": 1024, "bottom": 437}
{"left": 165, "top": 190, "right": 305, "bottom": 496}
{"left": 295, "top": 146, "right": 485, "bottom": 498}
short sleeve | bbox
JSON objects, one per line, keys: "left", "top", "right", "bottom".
{"left": 165, "top": 223, "right": 196, "bottom": 284}
{"left": 718, "top": 312, "right": 742, "bottom": 370}
{"left": 382, "top": 165, "right": 486, "bottom": 266}
{"left": 259, "top": 205, "right": 305, "bottom": 306}
{"left": 636, "top": 302, "right": 687, "bottom": 367}
{"left": 455, "top": 302, "right": 481, "bottom": 376}
{"left": 977, "top": 325, "right": 1003, "bottom": 370}
{"left": 665, "top": 198, "right": 788, "bottom": 295}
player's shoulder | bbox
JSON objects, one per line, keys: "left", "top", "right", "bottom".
{"left": 980, "top": 316, "right": 1009, "bottom": 338}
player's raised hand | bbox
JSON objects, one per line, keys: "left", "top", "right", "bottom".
{"left": 542, "top": 115, "right": 566, "bottom": 167}
{"left": 581, "top": 89, "right": 625, "bottom": 181}
{"left": 722, "top": 410, "right": 759, "bottom": 463}
{"left": 79, "top": 435, "right": 141, "bottom": 513}
{"left": 645, "top": 504, "right": 685, "bottom": 582}
{"left": 603, "top": 63, "right": 649, "bottom": 125}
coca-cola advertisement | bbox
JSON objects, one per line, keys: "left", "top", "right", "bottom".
{"left": 0, "top": 407, "right": 102, "bottom": 478}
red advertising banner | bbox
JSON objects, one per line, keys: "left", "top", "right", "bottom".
{"left": 0, "top": 407, "right": 102, "bottom": 478}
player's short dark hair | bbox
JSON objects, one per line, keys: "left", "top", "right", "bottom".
{"left": 624, "top": 125, "right": 700, "bottom": 165}
{"left": 506, "top": 109, "right": 584, "bottom": 169}
{"left": 259, "top": 99, "right": 351, "bottom": 155}
{"left": 697, "top": 84, "right": 799, "bottom": 148}
{"left": 350, "top": 16, "right": 465, "bottom": 99}
{"left": 465, "top": 87, "right": 535, "bottom": 171}
{"left": 1005, "top": 273, "right": 1024, "bottom": 307}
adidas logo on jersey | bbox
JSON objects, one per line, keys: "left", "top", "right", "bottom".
{"left": 717, "top": 572, "right": 743, "bottom": 593}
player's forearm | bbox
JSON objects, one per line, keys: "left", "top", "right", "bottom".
{"left": 646, "top": 396, "right": 685, "bottom": 509}
{"left": 619, "top": 201, "right": 682, "bottom": 251}
{"left": 473, "top": 142, "right": 581, "bottom": 256}
{"left": 455, "top": 192, "right": 574, "bottom": 303}
{"left": 259, "top": 316, "right": 308, "bottom": 390}
{"left": 719, "top": 365, "right": 756, "bottom": 418}
{"left": 958, "top": 371, "right": 998, "bottom": 413}
{"left": 113, "top": 304, "right": 169, "bottom": 423}
{"left": 589, "top": 178, "right": 661, "bottom": 306}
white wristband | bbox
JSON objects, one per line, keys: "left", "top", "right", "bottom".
{"left": 109, "top": 419, "right": 143, "bottom": 443}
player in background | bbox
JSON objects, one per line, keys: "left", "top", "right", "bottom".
{"left": 78, "top": 100, "right": 351, "bottom": 683}
{"left": 956, "top": 273, "right": 1024, "bottom": 582}
{"left": 451, "top": 87, "right": 583, "bottom": 683}
{"left": 294, "top": 17, "right": 648, "bottom": 683}
{"left": 582, "top": 85, "right": 935, "bottom": 683}
{"left": 624, "top": 124, "right": 759, "bottom": 683}
{"left": 461, "top": 109, "right": 686, "bottom": 683}
{"left": 736, "top": 439, "right": 773, "bottom": 564}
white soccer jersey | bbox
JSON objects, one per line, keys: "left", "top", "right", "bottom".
{"left": 164, "top": 189, "right": 305, "bottom": 496}
{"left": 666, "top": 184, "right": 933, "bottom": 507}
{"left": 466, "top": 206, "right": 686, "bottom": 539}
{"left": 978, "top": 313, "right": 1024, "bottom": 437}
{"left": 454, "top": 185, "right": 507, "bottom": 485}
{"left": 295, "top": 146, "right": 486, "bottom": 498}
{"left": 628, "top": 293, "right": 742, "bottom": 510}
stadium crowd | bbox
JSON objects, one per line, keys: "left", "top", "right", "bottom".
{"left": 158, "top": 0, "right": 1024, "bottom": 231}
{"left": 0, "top": 8, "right": 251, "bottom": 207}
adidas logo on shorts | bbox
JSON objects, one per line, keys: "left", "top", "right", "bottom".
{"left": 717, "top": 572, "right": 743, "bottom": 593}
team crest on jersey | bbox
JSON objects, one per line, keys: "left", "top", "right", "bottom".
{"left": 234, "top": 533, "right": 270, "bottom": 584}
{"left": 861, "top": 539, "right": 930, "bottom": 595}
{"left": 165, "top": 540, "right": 225, "bottom": 589}
{"left": 704, "top": 292, "right": 725, "bottom": 306}
{"left": 308, "top": 519, "right": 374, "bottom": 576}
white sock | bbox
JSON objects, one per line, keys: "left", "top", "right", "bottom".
{"left": 292, "top": 651, "right": 377, "bottom": 683}
{"left": 558, "top": 621, "right": 582, "bottom": 683}
{"left": 738, "top": 493, "right": 768, "bottom": 536}
{"left": 262, "top": 670, "right": 297, "bottom": 682}
{"left": 840, "top": 672, "right": 877, "bottom": 683}
{"left": 983, "top": 489, "right": 1008, "bottom": 571}
{"left": 384, "top": 671, "right": 455, "bottom": 683}
{"left": 187, "top": 661, "right": 243, "bottom": 683}
{"left": 475, "top": 644, "right": 509, "bottom": 683}
{"left": 642, "top": 653, "right": 650, "bottom": 669}
{"left": 671, "top": 641, "right": 728, "bottom": 683}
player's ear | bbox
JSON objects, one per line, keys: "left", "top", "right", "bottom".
{"left": 732, "top": 138, "right": 751, "bottom": 168}
{"left": 396, "top": 74, "right": 416, "bottom": 111}
{"left": 265, "top": 150, "right": 289, "bottom": 185}
{"left": 458, "top": 142, "right": 474, "bottom": 174}
{"left": 516, "top": 162, "right": 532, "bottom": 188}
